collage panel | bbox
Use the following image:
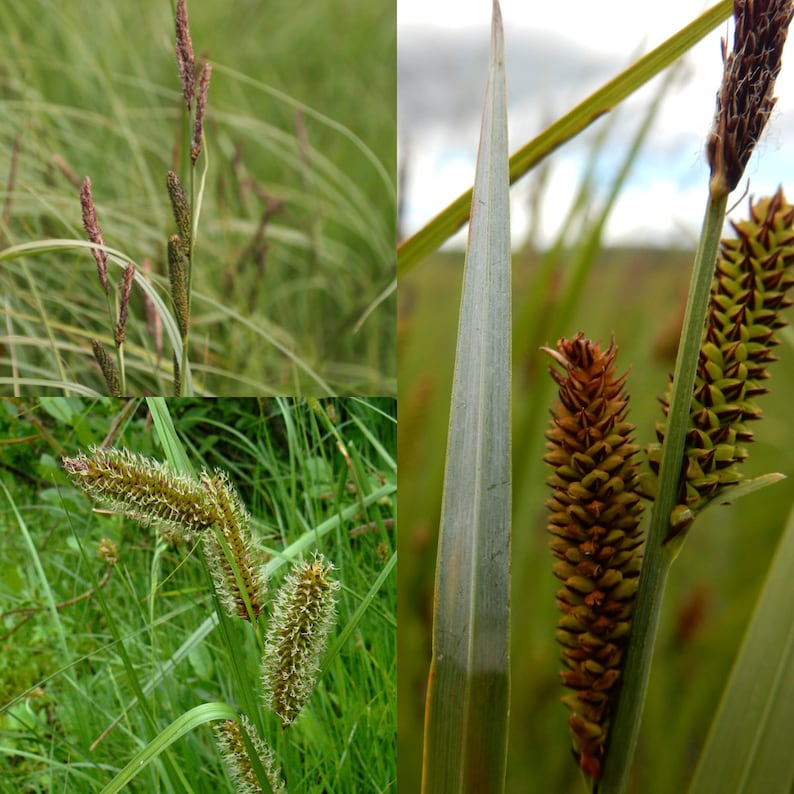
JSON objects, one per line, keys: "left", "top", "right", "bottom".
{"left": 399, "top": 2, "right": 794, "bottom": 792}
{"left": 0, "top": 397, "right": 395, "bottom": 791}
{"left": 0, "top": 0, "right": 395, "bottom": 396}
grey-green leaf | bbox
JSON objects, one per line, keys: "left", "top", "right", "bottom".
{"left": 421, "top": 2, "right": 512, "bottom": 792}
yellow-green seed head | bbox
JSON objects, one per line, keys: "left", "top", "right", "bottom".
{"left": 63, "top": 447, "right": 215, "bottom": 541}
{"left": 213, "top": 715, "right": 286, "bottom": 794}
{"left": 648, "top": 188, "right": 794, "bottom": 539}
{"left": 261, "top": 554, "right": 340, "bottom": 727}
{"left": 200, "top": 470, "right": 267, "bottom": 621}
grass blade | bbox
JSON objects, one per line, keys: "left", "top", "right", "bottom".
{"left": 421, "top": 2, "right": 511, "bottom": 791}
{"left": 688, "top": 505, "right": 794, "bottom": 794}
{"left": 99, "top": 702, "right": 239, "bottom": 794}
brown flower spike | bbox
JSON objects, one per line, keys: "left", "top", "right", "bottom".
{"left": 79, "top": 177, "right": 108, "bottom": 296}
{"left": 706, "top": 0, "right": 794, "bottom": 198}
{"left": 543, "top": 333, "right": 644, "bottom": 780}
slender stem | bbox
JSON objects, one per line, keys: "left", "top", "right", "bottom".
{"left": 598, "top": 191, "right": 729, "bottom": 793}
{"left": 117, "top": 344, "right": 126, "bottom": 396}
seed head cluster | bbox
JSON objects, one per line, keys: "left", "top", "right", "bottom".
{"left": 261, "top": 554, "right": 340, "bottom": 728}
{"left": 648, "top": 188, "right": 794, "bottom": 539}
{"left": 543, "top": 333, "right": 644, "bottom": 780}
{"left": 213, "top": 716, "right": 286, "bottom": 794}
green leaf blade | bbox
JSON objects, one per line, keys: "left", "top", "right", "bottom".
{"left": 421, "top": 2, "right": 512, "bottom": 792}
{"left": 688, "top": 504, "right": 794, "bottom": 794}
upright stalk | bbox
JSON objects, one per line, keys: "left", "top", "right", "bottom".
{"left": 599, "top": 2, "right": 794, "bottom": 788}
{"left": 598, "top": 192, "right": 727, "bottom": 793}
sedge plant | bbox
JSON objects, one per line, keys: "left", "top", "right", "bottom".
{"left": 0, "top": 397, "right": 396, "bottom": 792}
{"left": 406, "top": 0, "right": 794, "bottom": 791}
{"left": 0, "top": 0, "right": 395, "bottom": 395}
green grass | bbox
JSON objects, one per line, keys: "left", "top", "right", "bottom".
{"left": 0, "top": 0, "right": 395, "bottom": 395}
{"left": 0, "top": 396, "right": 396, "bottom": 792}
{"left": 399, "top": 247, "right": 794, "bottom": 792}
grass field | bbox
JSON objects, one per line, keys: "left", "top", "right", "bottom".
{"left": 398, "top": 245, "right": 794, "bottom": 792}
{"left": 0, "top": 1, "right": 396, "bottom": 395}
{"left": 0, "top": 397, "right": 396, "bottom": 792}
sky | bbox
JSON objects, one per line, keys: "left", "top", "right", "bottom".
{"left": 398, "top": 1, "right": 794, "bottom": 248}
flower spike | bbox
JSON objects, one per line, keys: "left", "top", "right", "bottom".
{"left": 543, "top": 332, "right": 644, "bottom": 780}
{"left": 647, "top": 188, "right": 794, "bottom": 540}
{"left": 261, "top": 554, "right": 340, "bottom": 727}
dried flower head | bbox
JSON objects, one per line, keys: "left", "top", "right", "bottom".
{"left": 192, "top": 61, "right": 211, "bottom": 166}
{"left": 214, "top": 715, "right": 286, "bottom": 794}
{"left": 200, "top": 470, "right": 267, "bottom": 621}
{"left": 706, "top": 0, "right": 794, "bottom": 198}
{"left": 90, "top": 339, "right": 121, "bottom": 397}
{"left": 63, "top": 447, "right": 215, "bottom": 541}
{"left": 114, "top": 262, "right": 135, "bottom": 347}
{"left": 261, "top": 554, "right": 340, "bottom": 727}
{"left": 175, "top": 0, "right": 195, "bottom": 110}
{"left": 543, "top": 332, "right": 644, "bottom": 780}
{"left": 80, "top": 177, "right": 108, "bottom": 295}
{"left": 647, "top": 188, "right": 794, "bottom": 540}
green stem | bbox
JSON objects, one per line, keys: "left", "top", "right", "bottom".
{"left": 117, "top": 343, "right": 126, "bottom": 396}
{"left": 598, "top": 190, "right": 729, "bottom": 793}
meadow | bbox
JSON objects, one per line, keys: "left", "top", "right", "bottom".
{"left": 0, "top": 397, "right": 396, "bottom": 792}
{"left": 0, "top": 1, "right": 396, "bottom": 395}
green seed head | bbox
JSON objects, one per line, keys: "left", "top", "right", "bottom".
{"left": 63, "top": 447, "right": 215, "bottom": 541}
{"left": 261, "top": 553, "right": 340, "bottom": 727}
{"left": 648, "top": 188, "right": 794, "bottom": 539}
{"left": 200, "top": 470, "right": 267, "bottom": 621}
{"left": 213, "top": 715, "right": 286, "bottom": 794}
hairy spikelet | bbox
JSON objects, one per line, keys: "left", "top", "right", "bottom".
{"left": 200, "top": 470, "right": 267, "bottom": 621}
{"left": 647, "top": 188, "right": 794, "bottom": 539}
{"left": 63, "top": 448, "right": 215, "bottom": 541}
{"left": 214, "top": 715, "right": 286, "bottom": 794}
{"left": 261, "top": 554, "right": 339, "bottom": 727}
{"left": 543, "top": 333, "right": 644, "bottom": 780}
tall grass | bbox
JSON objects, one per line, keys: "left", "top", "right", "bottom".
{"left": 0, "top": 0, "right": 395, "bottom": 395}
{"left": 0, "top": 397, "right": 396, "bottom": 792}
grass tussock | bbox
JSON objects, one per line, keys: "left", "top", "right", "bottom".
{"left": 0, "top": 0, "right": 395, "bottom": 395}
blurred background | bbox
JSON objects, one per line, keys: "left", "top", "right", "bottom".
{"left": 398, "top": 3, "right": 794, "bottom": 791}
{"left": 398, "top": 0, "right": 794, "bottom": 248}
{"left": 0, "top": 0, "right": 396, "bottom": 394}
